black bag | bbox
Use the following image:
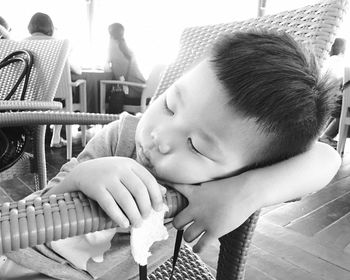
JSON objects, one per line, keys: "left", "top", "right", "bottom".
{"left": 0, "top": 50, "right": 34, "bottom": 172}
{"left": 107, "top": 84, "right": 125, "bottom": 114}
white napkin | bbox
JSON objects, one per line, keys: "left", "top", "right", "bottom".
{"left": 130, "top": 204, "right": 169, "bottom": 265}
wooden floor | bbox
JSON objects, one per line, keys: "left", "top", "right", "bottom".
{"left": 1, "top": 128, "right": 350, "bottom": 280}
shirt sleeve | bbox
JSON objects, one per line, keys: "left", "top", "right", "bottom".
{"left": 46, "top": 118, "right": 121, "bottom": 190}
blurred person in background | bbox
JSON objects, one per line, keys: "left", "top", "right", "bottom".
{"left": 0, "top": 16, "right": 11, "bottom": 39}
{"left": 106, "top": 23, "right": 145, "bottom": 111}
{"left": 25, "top": 12, "right": 82, "bottom": 148}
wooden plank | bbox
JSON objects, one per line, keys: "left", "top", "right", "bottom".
{"left": 253, "top": 229, "right": 350, "bottom": 279}
{"left": 286, "top": 192, "right": 350, "bottom": 236}
{"left": 0, "top": 177, "right": 33, "bottom": 201}
{"left": 247, "top": 245, "right": 321, "bottom": 280}
{"left": 245, "top": 264, "right": 276, "bottom": 280}
{"left": 260, "top": 203, "right": 285, "bottom": 216}
{"left": 0, "top": 187, "right": 11, "bottom": 203}
{"left": 333, "top": 163, "right": 350, "bottom": 182}
{"left": 261, "top": 176, "right": 350, "bottom": 226}
{"left": 313, "top": 212, "right": 350, "bottom": 251}
{"left": 255, "top": 221, "right": 350, "bottom": 271}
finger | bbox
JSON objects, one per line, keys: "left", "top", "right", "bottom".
{"left": 192, "top": 233, "right": 216, "bottom": 254}
{"left": 132, "top": 165, "right": 164, "bottom": 212}
{"left": 108, "top": 181, "right": 143, "bottom": 227}
{"left": 120, "top": 169, "right": 152, "bottom": 218}
{"left": 94, "top": 187, "right": 130, "bottom": 228}
{"left": 172, "top": 209, "right": 193, "bottom": 229}
{"left": 183, "top": 223, "right": 205, "bottom": 243}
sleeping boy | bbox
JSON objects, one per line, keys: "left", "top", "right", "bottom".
{"left": 2, "top": 30, "right": 341, "bottom": 280}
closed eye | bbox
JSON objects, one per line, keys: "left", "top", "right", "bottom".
{"left": 187, "top": 138, "right": 201, "bottom": 154}
{"left": 163, "top": 95, "right": 174, "bottom": 115}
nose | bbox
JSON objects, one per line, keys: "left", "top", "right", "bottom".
{"left": 151, "top": 130, "right": 172, "bottom": 154}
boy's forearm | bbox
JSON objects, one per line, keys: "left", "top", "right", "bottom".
{"left": 247, "top": 141, "right": 341, "bottom": 209}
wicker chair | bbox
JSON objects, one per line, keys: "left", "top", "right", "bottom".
{"left": 55, "top": 61, "right": 89, "bottom": 160}
{"left": 0, "top": 39, "right": 119, "bottom": 190}
{"left": 0, "top": 0, "right": 347, "bottom": 279}
{"left": 0, "top": 39, "right": 70, "bottom": 185}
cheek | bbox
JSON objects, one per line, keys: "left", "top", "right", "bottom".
{"left": 155, "top": 155, "right": 211, "bottom": 184}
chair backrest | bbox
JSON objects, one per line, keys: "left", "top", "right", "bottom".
{"left": 55, "top": 62, "right": 73, "bottom": 107}
{"left": 0, "top": 39, "right": 70, "bottom": 102}
{"left": 140, "top": 64, "right": 166, "bottom": 112}
{"left": 148, "top": 0, "right": 347, "bottom": 279}
{"left": 153, "top": 0, "right": 347, "bottom": 100}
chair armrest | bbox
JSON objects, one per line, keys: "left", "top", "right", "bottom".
{"left": 0, "top": 101, "right": 62, "bottom": 111}
{"left": 0, "top": 111, "right": 119, "bottom": 127}
{"left": 100, "top": 80, "right": 146, "bottom": 89}
{"left": 216, "top": 210, "right": 260, "bottom": 280}
{"left": 71, "top": 79, "right": 86, "bottom": 87}
{"left": 0, "top": 188, "right": 187, "bottom": 254}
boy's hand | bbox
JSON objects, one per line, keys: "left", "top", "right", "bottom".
{"left": 171, "top": 174, "right": 260, "bottom": 253}
{"left": 50, "top": 157, "right": 165, "bottom": 228}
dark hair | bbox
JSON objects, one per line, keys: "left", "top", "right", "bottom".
{"left": 330, "top": 38, "right": 346, "bottom": 56}
{"left": 108, "top": 22, "right": 132, "bottom": 60}
{"left": 28, "top": 12, "right": 54, "bottom": 36}
{"left": 0, "top": 16, "right": 9, "bottom": 30}
{"left": 211, "top": 31, "right": 337, "bottom": 166}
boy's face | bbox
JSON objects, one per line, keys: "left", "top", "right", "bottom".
{"left": 135, "top": 59, "right": 269, "bottom": 184}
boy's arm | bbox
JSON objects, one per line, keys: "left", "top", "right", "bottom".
{"left": 172, "top": 142, "right": 341, "bottom": 252}
{"left": 245, "top": 141, "right": 341, "bottom": 207}
{"left": 0, "top": 25, "right": 10, "bottom": 39}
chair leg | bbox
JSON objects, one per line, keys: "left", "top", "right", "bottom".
{"left": 81, "top": 125, "right": 87, "bottom": 147}
{"left": 33, "top": 125, "right": 47, "bottom": 190}
{"left": 80, "top": 81, "right": 87, "bottom": 147}
{"left": 100, "top": 82, "right": 106, "bottom": 113}
{"left": 337, "top": 123, "right": 348, "bottom": 156}
{"left": 66, "top": 124, "right": 72, "bottom": 160}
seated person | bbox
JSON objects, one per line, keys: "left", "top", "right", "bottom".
{"left": 0, "top": 16, "right": 11, "bottom": 39}
{"left": 106, "top": 23, "right": 145, "bottom": 112}
{"left": 2, "top": 30, "right": 341, "bottom": 279}
{"left": 25, "top": 12, "right": 82, "bottom": 148}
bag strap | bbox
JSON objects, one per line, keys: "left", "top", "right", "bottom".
{"left": 169, "top": 229, "right": 184, "bottom": 280}
{"left": 139, "top": 229, "right": 183, "bottom": 280}
{"left": 0, "top": 50, "right": 34, "bottom": 101}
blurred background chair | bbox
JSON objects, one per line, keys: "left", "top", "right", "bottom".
{"left": 99, "top": 63, "right": 166, "bottom": 114}
{"left": 337, "top": 66, "right": 350, "bottom": 155}
{"left": 56, "top": 62, "right": 88, "bottom": 160}
{"left": 0, "top": 0, "right": 347, "bottom": 279}
{"left": 0, "top": 39, "right": 119, "bottom": 190}
{"left": 0, "top": 39, "right": 69, "bottom": 186}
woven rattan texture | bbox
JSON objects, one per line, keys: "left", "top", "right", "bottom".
{"left": 0, "top": 111, "right": 120, "bottom": 126}
{"left": 0, "top": 39, "right": 69, "bottom": 101}
{"left": 0, "top": 189, "right": 186, "bottom": 255}
{"left": 216, "top": 211, "right": 261, "bottom": 280}
{"left": 0, "top": 152, "right": 31, "bottom": 181}
{"left": 154, "top": 0, "right": 347, "bottom": 98}
{"left": 148, "top": 244, "right": 215, "bottom": 280}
